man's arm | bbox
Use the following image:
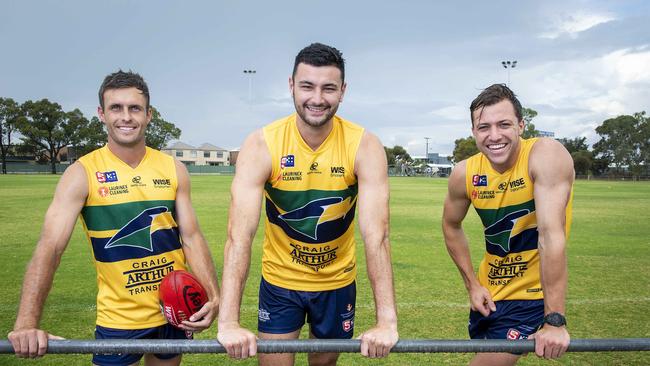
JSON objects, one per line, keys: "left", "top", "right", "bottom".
{"left": 217, "top": 129, "right": 271, "bottom": 359}
{"left": 528, "top": 138, "right": 574, "bottom": 359}
{"left": 355, "top": 131, "right": 398, "bottom": 359}
{"left": 8, "top": 163, "right": 88, "bottom": 358}
{"left": 173, "top": 160, "right": 220, "bottom": 332}
{"left": 442, "top": 160, "right": 496, "bottom": 316}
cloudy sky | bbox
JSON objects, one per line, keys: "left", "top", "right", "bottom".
{"left": 1, "top": 1, "right": 649, "bottom": 156}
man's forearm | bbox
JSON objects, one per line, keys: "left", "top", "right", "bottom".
{"left": 365, "top": 234, "right": 397, "bottom": 326}
{"left": 539, "top": 233, "right": 568, "bottom": 314}
{"left": 14, "top": 248, "right": 61, "bottom": 329}
{"left": 218, "top": 239, "right": 252, "bottom": 325}
{"left": 443, "top": 224, "right": 480, "bottom": 292}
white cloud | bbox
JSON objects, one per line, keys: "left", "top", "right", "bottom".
{"left": 540, "top": 11, "right": 616, "bottom": 39}
{"left": 510, "top": 47, "right": 650, "bottom": 146}
{"left": 429, "top": 105, "right": 467, "bottom": 121}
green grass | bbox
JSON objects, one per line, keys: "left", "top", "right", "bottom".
{"left": 0, "top": 175, "right": 649, "bottom": 365}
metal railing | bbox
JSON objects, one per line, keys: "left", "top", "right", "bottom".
{"left": 1, "top": 338, "right": 649, "bottom": 354}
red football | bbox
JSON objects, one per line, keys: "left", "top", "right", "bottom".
{"left": 159, "top": 270, "right": 208, "bottom": 328}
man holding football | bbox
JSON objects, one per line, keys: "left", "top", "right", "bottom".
{"left": 217, "top": 42, "right": 398, "bottom": 366}
{"left": 442, "top": 84, "right": 574, "bottom": 365}
{"left": 8, "top": 70, "right": 220, "bottom": 366}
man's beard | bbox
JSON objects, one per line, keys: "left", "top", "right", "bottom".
{"left": 294, "top": 99, "right": 339, "bottom": 128}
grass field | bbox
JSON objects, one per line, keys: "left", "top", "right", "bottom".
{"left": 0, "top": 175, "right": 649, "bottom": 365}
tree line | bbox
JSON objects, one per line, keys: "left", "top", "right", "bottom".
{"left": 0, "top": 97, "right": 181, "bottom": 174}
{"left": 451, "top": 108, "right": 650, "bottom": 177}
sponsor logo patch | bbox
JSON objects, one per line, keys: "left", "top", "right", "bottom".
{"left": 330, "top": 166, "right": 345, "bottom": 176}
{"left": 123, "top": 257, "right": 174, "bottom": 295}
{"left": 282, "top": 171, "right": 303, "bottom": 181}
{"left": 472, "top": 174, "right": 487, "bottom": 186}
{"left": 281, "top": 155, "right": 295, "bottom": 169}
{"left": 96, "top": 170, "right": 118, "bottom": 183}
{"left": 131, "top": 175, "right": 146, "bottom": 187}
{"left": 308, "top": 162, "right": 321, "bottom": 174}
{"left": 508, "top": 177, "right": 526, "bottom": 191}
{"left": 342, "top": 319, "right": 353, "bottom": 332}
{"left": 507, "top": 328, "right": 521, "bottom": 340}
{"left": 107, "top": 184, "right": 129, "bottom": 196}
{"left": 258, "top": 308, "right": 270, "bottom": 322}
{"left": 98, "top": 186, "right": 109, "bottom": 197}
{"left": 487, "top": 254, "right": 528, "bottom": 286}
{"left": 289, "top": 243, "right": 338, "bottom": 272}
{"left": 152, "top": 178, "right": 171, "bottom": 188}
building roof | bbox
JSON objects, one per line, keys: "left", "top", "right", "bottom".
{"left": 165, "top": 141, "right": 195, "bottom": 150}
{"left": 198, "top": 143, "right": 227, "bottom": 151}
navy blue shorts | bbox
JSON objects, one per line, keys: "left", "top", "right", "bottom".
{"left": 93, "top": 323, "right": 191, "bottom": 366}
{"left": 258, "top": 276, "right": 356, "bottom": 339}
{"left": 469, "top": 299, "right": 544, "bottom": 341}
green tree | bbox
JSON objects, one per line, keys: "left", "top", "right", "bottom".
{"left": 0, "top": 97, "right": 22, "bottom": 174}
{"left": 76, "top": 116, "right": 108, "bottom": 157}
{"left": 558, "top": 137, "right": 589, "bottom": 154}
{"left": 635, "top": 111, "right": 650, "bottom": 175}
{"left": 384, "top": 147, "right": 395, "bottom": 166}
{"left": 593, "top": 114, "right": 642, "bottom": 176}
{"left": 521, "top": 107, "right": 540, "bottom": 138}
{"left": 558, "top": 137, "right": 593, "bottom": 176}
{"left": 18, "top": 99, "right": 89, "bottom": 174}
{"left": 571, "top": 150, "right": 593, "bottom": 176}
{"left": 146, "top": 107, "right": 181, "bottom": 150}
{"left": 451, "top": 136, "right": 478, "bottom": 163}
{"left": 392, "top": 145, "right": 412, "bottom": 163}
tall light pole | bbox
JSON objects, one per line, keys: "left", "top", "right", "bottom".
{"left": 243, "top": 69, "right": 256, "bottom": 102}
{"left": 424, "top": 137, "right": 431, "bottom": 162}
{"left": 501, "top": 60, "right": 517, "bottom": 87}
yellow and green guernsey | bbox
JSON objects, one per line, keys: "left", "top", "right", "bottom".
{"left": 78, "top": 146, "right": 187, "bottom": 329}
{"left": 262, "top": 114, "right": 363, "bottom": 291}
{"left": 465, "top": 138, "right": 573, "bottom": 301}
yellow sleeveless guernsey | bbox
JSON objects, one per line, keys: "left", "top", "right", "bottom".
{"left": 465, "top": 138, "right": 573, "bottom": 301}
{"left": 262, "top": 114, "right": 364, "bottom": 291}
{"left": 78, "top": 146, "right": 187, "bottom": 329}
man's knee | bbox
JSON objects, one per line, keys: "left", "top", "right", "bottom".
{"left": 308, "top": 352, "right": 340, "bottom": 366}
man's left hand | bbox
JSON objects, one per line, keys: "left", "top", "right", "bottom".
{"left": 358, "top": 324, "right": 398, "bottom": 358}
{"left": 179, "top": 300, "right": 219, "bottom": 333}
{"left": 529, "top": 324, "right": 570, "bottom": 359}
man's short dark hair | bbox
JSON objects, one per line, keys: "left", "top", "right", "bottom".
{"left": 98, "top": 70, "right": 150, "bottom": 111}
{"left": 469, "top": 84, "right": 523, "bottom": 126}
{"left": 292, "top": 43, "right": 345, "bottom": 81}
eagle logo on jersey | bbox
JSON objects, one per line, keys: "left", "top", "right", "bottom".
{"left": 277, "top": 196, "right": 356, "bottom": 241}
{"left": 105, "top": 206, "right": 176, "bottom": 251}
{"left": 484, "top": 209, "right": 537, "bottom": 253}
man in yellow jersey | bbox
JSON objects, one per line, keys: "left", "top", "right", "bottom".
{"left": 8, "top": 70, "right": 220, "bottom": 366}
{"left": 443, "top": 84, "right": 574, "bottom": 365}
{"left": 217, "top": 43, "right": 398, "bottom": 365}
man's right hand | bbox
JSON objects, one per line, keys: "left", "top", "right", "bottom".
{"left": 7, "top": 328, "right": 64, "bottom": 358}
{"left": 469, "top": 285, "right": 496, "bottom": 316}
{"left": 217, "top": 322, "right": 257, "bottom": 359}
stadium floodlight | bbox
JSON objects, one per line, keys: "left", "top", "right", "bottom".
{"left": 501, "top": 60, "right": 517, "bottom": 87}
{"left": 424, "top": 137, "right": 431, "bottom": 162}
{"left": 243, "top": 69, "right": 257, "bottom": 102}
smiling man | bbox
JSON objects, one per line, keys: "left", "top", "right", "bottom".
{"left": 442, "top": 84, "right": 574, "bottom": 365}
{"left": 217, "top": 43, "right": 398, "bottom": 366}
{"left": 8, "top": 70, "right": 220, "bottom": 366}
